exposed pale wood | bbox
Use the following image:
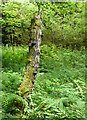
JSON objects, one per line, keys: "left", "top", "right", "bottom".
{"left": 19, "top": 12, "right": 42, "bottom": 98}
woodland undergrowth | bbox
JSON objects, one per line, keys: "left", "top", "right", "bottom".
{"left": 1, "top": 44, "right": 85, "bottom": 119}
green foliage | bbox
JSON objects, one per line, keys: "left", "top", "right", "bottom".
{"left": 1, "top": 44, "right": 85, "bottom": 118}
{"left": 2, "top": 45, "right": 27, "bottom": 72}
{"left": 41, "top": 2, "right": 85, "bottom": 45}
{"left": 1, "top": 2, "right": 37, "bottom": 45}
{"left": 25, "top": 44, "right": 85, "bottom": 119}
{"left": 1, "top": 91, "right": 27, "bottom": 118}
{"left": 1, "top": 1, "right": 85, "bottom": 46}
{"left": 1, "top": 1, "right": 86, "bottom": 119}
{"left": 2, "top": 71, "right": 22, "bottom": 93}
{"left": 1, "top": 45, "right": 28, "bottom": 118}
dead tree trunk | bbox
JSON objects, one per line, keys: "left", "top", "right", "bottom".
{"left": 19, "top": 12, "right": 42, "bottom": 98}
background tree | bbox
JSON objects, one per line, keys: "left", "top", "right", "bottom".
{"left": 1, "top": 1, "right": 85, "bottom": 48}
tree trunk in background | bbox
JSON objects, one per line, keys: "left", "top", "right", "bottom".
{"left": 19, "top": 12, "right": 42, "bottom": 98}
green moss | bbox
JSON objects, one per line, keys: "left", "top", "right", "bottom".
{"left": 19, "top": 47, "right": 35, "bottom": 98}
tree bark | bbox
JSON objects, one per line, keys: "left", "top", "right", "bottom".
{"left": 19, "top": 12, "right": 42, "bottom": 98}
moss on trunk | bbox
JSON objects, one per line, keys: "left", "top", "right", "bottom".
{"left": 18, "top": 47, "right": 35, "bottom": 98}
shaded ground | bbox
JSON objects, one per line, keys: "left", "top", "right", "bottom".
{"left": 1, "top": 44, "right": 85, "bottom": 118}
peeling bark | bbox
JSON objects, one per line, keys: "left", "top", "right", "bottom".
{"left": 19, "top": 12, "right": 42, "bottom": 98}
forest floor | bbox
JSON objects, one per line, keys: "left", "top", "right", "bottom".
{"left": 1, "top": 44, "right": 86, "bottom": 119}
